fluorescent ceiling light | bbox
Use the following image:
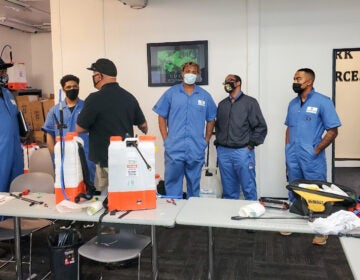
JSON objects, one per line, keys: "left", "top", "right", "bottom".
{"left": 0, "top": 20, "right": 39, "bottom": 33}
{"left": 2, "top": 17, "right": 50, "bottom": 32}
{"left": 5, "top": 0, "right": 30, "bottom": 8}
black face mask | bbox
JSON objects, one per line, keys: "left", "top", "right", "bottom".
{"left": 224, "top": 82, "right": 235, "bottom": 93}
{"left": 0, "top": 74, "right": 9, "bottom": 87}
{"left": 292, "top": 83, "right": 304, "bottom": 95}
{"left": 92, "top": 74, "right": 102, "bottom": 88}
{"left": 65, "top": 88, "right": 79, "bottom": 101}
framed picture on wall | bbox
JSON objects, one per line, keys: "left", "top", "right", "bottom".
{"left": 147, "top": 40, "right": 208, "bottom": 87}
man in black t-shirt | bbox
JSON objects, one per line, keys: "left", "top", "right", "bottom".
{"left": 76, "top": 58, "right": 148, "bottom": 191}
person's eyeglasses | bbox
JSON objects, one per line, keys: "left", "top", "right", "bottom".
{"left": 222, "top": 79, "right": 236, "bottom": 85}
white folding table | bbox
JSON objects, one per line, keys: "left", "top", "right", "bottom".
{"left": 176, "top": 197, "right": 360, "bottom": 280}
{"left": 340, "top": 236, "right": 360, "bottom": 280}
{"left": 0, "top": 192, "right": 186, "bottom": 280}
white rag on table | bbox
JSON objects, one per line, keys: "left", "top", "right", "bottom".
{"left": 308, "top": 210, "right": 360, "bottom": 235}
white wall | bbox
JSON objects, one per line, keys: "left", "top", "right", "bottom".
{"left": 30, "top": 32, "right": 54, "bottom": 97}
{"left": 0, "top": 26, "right": 53, "bottom": 97}
{"left": 50, "top": 0, "right": 360, "bottom": 197}
{"left": 51, "top": 0, "right": 249, "bottom": 180}
{"left": 258, "top": 0, "right": 360, "bottom": 196}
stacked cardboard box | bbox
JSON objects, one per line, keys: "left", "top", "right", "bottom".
{"left": 15, "top": 95, "right": 54, "bottom": 144}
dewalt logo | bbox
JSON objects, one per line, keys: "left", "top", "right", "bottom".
{"left": 308, "top": 200, "right": 323, "bottom": 205}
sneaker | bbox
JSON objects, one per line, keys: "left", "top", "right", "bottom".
{"left": 60, "top": 220, "right": 76, "bottom": 229}
{"left": 83, "top": 222, "right": 95, "bottom": 229}
{"left": 312, "top": 235, "right": 328, "bottom": 246}
{"left": 279, "top": 231, "right": 293, "bottom": 236}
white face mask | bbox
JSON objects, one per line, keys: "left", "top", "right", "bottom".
{"left": 183, "top": 73, "right": 197, "bottom": 85}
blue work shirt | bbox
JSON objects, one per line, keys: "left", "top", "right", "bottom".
{"left": 0, "top": 87, "right": 23, "bottom": 192}
{"left": 42, "top": 99, "right": 95, "bottom": 182}
{"left": 153, "top": 83, "right": 217, "bottom": 161}
{"left": 285, "top": 88, "right": 341, "bottom": 147}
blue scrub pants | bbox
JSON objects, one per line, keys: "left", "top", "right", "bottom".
{"left": 0, "top": 145, "right": 23, "bottom": 192}
{"left": 164, "top": 152, "right": 204, "bottom": 198}
{"left": 285, "top": 143, "right": 327, "bottom": 201}
{"left": 0, "top": 136, "right": 23, "bottom": 221}
{"left": 217, "top": 146, "right": 257, "bottom": 200}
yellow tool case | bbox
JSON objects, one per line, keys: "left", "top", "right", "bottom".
{"left": 286, "top": 179, "right": 357, "bottom": 218}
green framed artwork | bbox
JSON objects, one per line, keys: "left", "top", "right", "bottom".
{"left": 147, "top": 40, "right": 208, "bottom": 87}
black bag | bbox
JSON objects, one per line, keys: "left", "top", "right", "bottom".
{"left": 157, "top": 179, "right": 166, "bottom": 196}
{"left": 17, "top": 111, "right": 30, "bottom": 137}
{"left": 286, "top": 179, "right": 357, "bottom": 218}
{"left": 48, "top": 228, "right": 83, "bottom": 280}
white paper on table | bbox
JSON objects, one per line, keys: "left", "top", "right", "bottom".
{"left": 238, "top": 202, "right": 266, "bottom": 217}
{"left": 0, "top": 194, "right": 14, "bottom": 205}
{"left": 56, "top": 199, "right": 100, "bottom": 214}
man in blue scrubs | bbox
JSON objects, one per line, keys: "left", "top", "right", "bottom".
{"left": 0, "top": 58, "right": 23, "bottom": 195}
{"left": 153, "top": 61, "right": 217, "bottom": 198}
{"left": 284, "top": 68, "right": 341, "bottom": 245}
{"left": 43, "top": 74, "right": 95, "bottom": 183}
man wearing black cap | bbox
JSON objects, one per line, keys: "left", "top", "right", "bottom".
{"left": 0, "top": 58, "right": 23, "bottom": 197}
{"left": 76, "top": 58, "right": 148, "bottom": 191}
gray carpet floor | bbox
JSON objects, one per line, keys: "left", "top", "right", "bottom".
{"left": 0, "top": 167, "right": 358, "bottom": 280}
{"left": 0, "top": 224, "right": 354, "bottom": 280}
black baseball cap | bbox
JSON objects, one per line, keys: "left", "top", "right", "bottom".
{"left": 87, "top": 58, "right": 117, "bottom": 76}
{"left": 0, "top": 57, "right": 13, "bottom": 70}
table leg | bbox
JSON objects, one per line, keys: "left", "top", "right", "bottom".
{"left": 151, "top": 225, "right": 158, "bottom": 280}
{"left": 208, "top": 226, "right": 214, "bottom": 280}
{"left": 14, "top": 217, "right": 23, "bottom": 280}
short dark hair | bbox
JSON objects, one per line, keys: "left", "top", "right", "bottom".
{"left": 181, "top": 61, "right": 200, "bottom": 74}
{"left": 233, "top": 75, "right": 242, "bottom": 86}
{"left": 297, "top": 68, "right": 315, "bottom": 80}
{"left": 60, "top": 74, "right": 80, "bottom": 88}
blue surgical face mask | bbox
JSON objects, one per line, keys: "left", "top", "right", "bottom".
{"left": 183, "top": 73, "right": 197, "bottom": 85}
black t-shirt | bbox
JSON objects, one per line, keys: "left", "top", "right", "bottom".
{"left": 77, "top": 82, "right": 146, "bottom": 167}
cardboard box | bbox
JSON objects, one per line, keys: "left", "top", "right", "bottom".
{"left": 29, "top": 102, "right": 44, "bottom": 131}
{"left": 41, "top": 99, "right": 54, "bottom": 119}
{"left": 32, "top": 130, "right": 45, "bottom": 144}
{"left": 15, "top": 95, "right": 41, "bottom": 130}
{"left": 15, "top": 95, "right": 39, "bottom": 103}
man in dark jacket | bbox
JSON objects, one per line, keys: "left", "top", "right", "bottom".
{"left": 215, "top": 74, "right": 267, "bottom": 200}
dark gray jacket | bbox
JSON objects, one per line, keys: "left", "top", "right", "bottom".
{"left": 215, "top": 93, "right": 267, "bottom": 148}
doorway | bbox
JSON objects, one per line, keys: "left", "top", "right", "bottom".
{"left": 332, "top": 48, "right": 360, "bottom": 195}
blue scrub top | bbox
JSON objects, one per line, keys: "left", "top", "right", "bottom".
{"left": 43, "top": 99, "right": 88, "bottom": 140}
{"left": 285, "top": 89, "right": 341, "bottom": 146}
{"left": 153, "top": 83, "right": 217, "bottom": 160}
{"left": 0, "top": 87, "right": 23, "bottom": 192}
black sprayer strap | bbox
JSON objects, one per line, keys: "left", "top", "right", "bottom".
{"left": 96, "top": 196, "right": 110, "bottom": 238}
{"left": 125, "top": 135, "right": 152, "bottom": 171}
{"left": 133, "top": 143, "right": 151, "bottom": 171}
{"left": 74, "top": 141, "right": 96, "bottom": 202}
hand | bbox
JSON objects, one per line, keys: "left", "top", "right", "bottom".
{"left": 138, "top": 122, "right": 148, "bottom": 134}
